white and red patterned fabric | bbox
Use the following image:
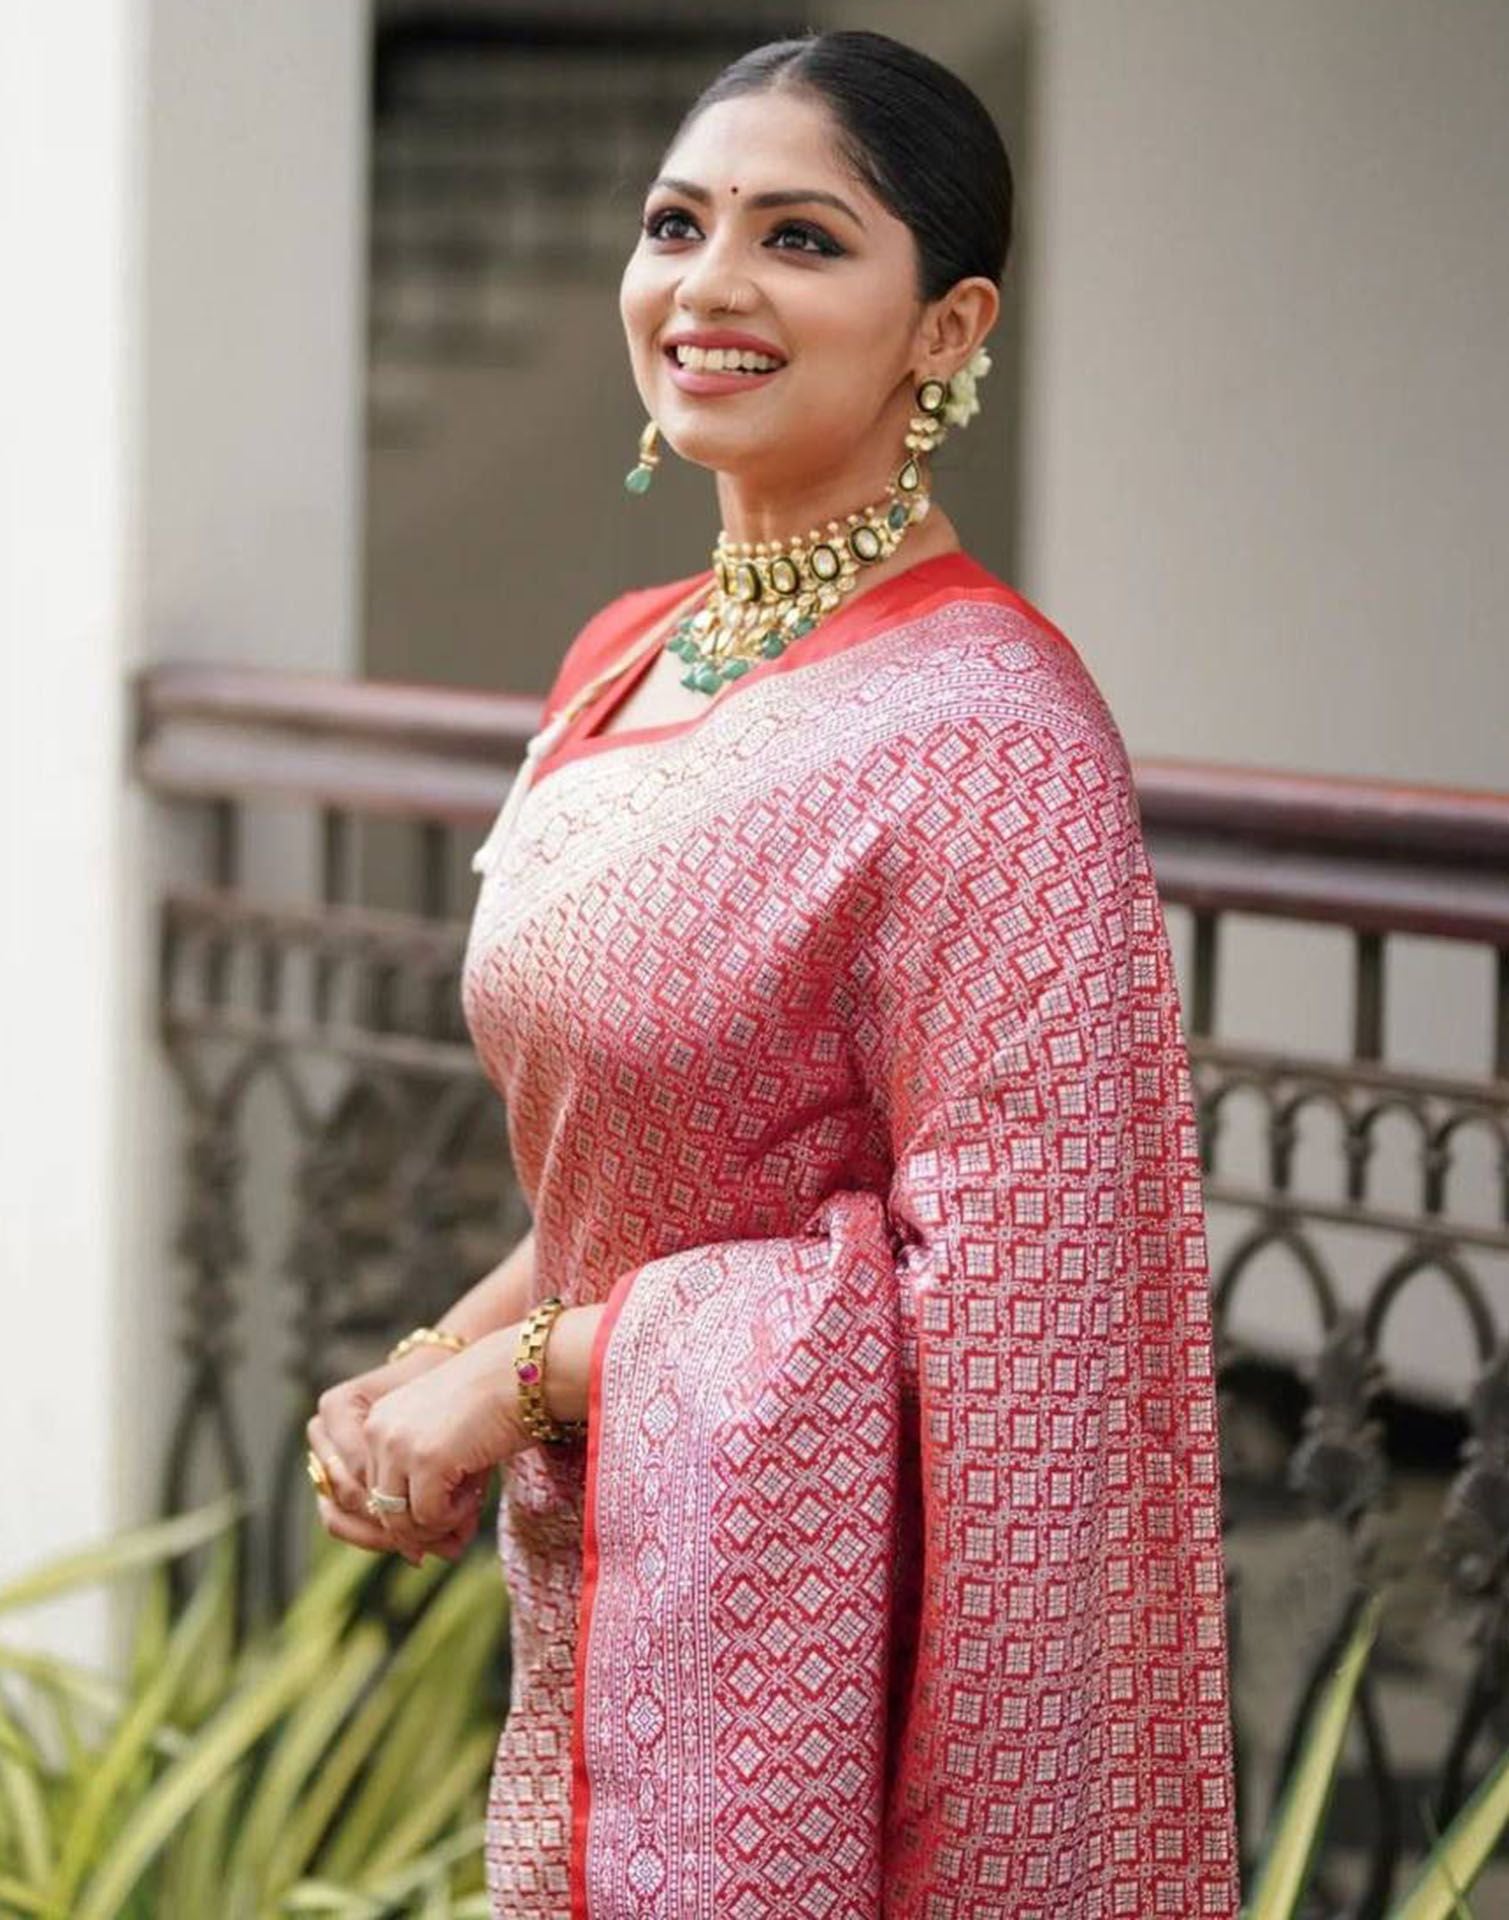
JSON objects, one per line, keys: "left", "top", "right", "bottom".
{"left": 460, "top": 550, "right": 1240, "bottom": 1917}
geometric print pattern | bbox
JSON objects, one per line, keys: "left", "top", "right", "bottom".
{"left": 460, "top": 560, "right": 1240, "bottom": 1917}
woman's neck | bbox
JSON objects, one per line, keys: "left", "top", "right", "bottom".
{"left": 713, "top": 456, "right": 911, "bottom": 550}
{"left": 858, "top": 505, "right": 961, "bottom": 596}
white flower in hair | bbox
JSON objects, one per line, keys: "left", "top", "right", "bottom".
{"left": 941, "top": 345, "right": 993, "bottom": 429}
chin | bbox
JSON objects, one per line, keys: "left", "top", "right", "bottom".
{"left": 660, "top": 416, "right": 784, "bottom": 474}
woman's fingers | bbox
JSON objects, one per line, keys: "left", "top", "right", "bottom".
{"left": 314, "top": 1384, "right": 375, "bottom": 1497}
{"left": 306, "top": 1412, "right": 367, "bottom": 1515}
{"left": 307, "top": 1413, "right": 458, "bottom": 1543}
{"left": 309, "top": 1364, "right": 493, "bottom": 1562}
{"left": 367, "top": 1470, "right": 484, "bottom": 1559}
{"left": 312, "top": 1482, "right": 487, "bottom": 1566}
{"left": 315, "top": 1492, "right": 423, "bottom": 1563}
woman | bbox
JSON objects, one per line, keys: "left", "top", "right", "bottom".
{"left": 307, "top": 29, "right": 1240, "bottom": 1919}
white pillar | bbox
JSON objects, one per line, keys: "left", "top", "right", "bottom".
{"left": 0, "top": 0, "right": 370, "bottom": 1666}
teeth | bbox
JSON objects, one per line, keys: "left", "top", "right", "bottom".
{"left": 674, "top": 344, "right": 783, "bottom": 373}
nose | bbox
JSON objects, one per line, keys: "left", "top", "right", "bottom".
{"left": 668, "top": 220, "right": 756, "bottom": 318}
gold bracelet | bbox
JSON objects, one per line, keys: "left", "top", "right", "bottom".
{"left": 386, "top": 1325, "right": 468, "bottom": 1366}
{"left": 512, "top": 1297, "right": 587, "bottom": 1445}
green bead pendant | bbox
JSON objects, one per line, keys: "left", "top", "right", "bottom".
{"left": 624, "top": 464, "right": 654, "bottom": 495}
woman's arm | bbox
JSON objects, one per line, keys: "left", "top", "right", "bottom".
{"left": 430, "top": 1223, "right": 538, "bottom": 1345}
{"left": 434, "top": 1234, "right": 601, "bottom": 1428}
{"left": 308, "top": 1225, "right": 538, "bottom": 1543}
{"left": 535, "top": 1301, "right": 603, "bottom": 1429}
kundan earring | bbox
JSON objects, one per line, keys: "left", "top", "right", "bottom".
{"left": 624, "top": 419, "right": 662, "bottom": 495}
{"left": 892, "top": 375, "right": 949, "bottom": 516}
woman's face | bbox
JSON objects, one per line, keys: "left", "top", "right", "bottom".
{"left": 619, "top": 89, "right": 933, "bottom": 494}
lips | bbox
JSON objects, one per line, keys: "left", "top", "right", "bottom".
{"left": 664, "top": 353, "right": 786, "bottom": 397}
{"left": 661, "top": 329, "right": 788, "bottom": 362}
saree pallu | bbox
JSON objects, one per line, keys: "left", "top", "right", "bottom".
{"left": 460, "top": 551, "right": 1240, "bottom": 1918}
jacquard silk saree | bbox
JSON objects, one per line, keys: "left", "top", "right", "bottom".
{"left": 460, "top": 550, "right": 1240, "bottom": 1918}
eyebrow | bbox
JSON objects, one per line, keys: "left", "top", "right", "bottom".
{"left": 647, "top": 175, "right": 866, "bottom": 231}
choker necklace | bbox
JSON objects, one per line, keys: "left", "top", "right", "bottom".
{"left": 667, "top": 378, "right": 947, "bottom": 693}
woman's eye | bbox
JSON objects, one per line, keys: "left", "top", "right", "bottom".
{"left": 768, "top": 221, "right": 843, "bottom": 257}
{"left": 640, "top": 209, "right": 843, "bottom": 258}
{"left": 643, "top": 208, "right": 698, "bottom": 242}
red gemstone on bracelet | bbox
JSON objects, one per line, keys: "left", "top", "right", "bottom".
{"left": 516, "top": 1360, "right": 541, "bottom": 1383}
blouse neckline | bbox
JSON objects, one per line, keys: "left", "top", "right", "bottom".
{"left": 529, "top": 547, "right": 1019, "bottom": 792}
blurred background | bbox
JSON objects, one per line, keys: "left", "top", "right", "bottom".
{"left": 2, "top": 0, "right": 1507, "bottom": 1905}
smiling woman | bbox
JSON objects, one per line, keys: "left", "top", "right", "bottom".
{"left": 617, "top": 57, "right": 999, "bottom": 565}
{"left": 310, "top": 27, "right": 1240, "bottom": 1920}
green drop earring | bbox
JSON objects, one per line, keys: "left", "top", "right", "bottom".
{"left": 624, "top": 419, "right": 661, "bottom": 495}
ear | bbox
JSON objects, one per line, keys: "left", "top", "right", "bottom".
{"left": 915, "top": 276, "right": 1000, "bottom": 385}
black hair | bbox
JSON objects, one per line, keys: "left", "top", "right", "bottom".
{"left": 662, "top": 29, "right": 1013, "bottom": 307}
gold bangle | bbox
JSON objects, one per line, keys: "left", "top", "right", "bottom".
{"left": 512, "top": 1297, "right": 587, "bottom": 1446}
{"left": 386, "top": 1325, "right": 468, "bottom": 1367}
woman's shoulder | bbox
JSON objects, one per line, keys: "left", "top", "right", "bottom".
{"left": 885, "top": 551, "right": 1128, "bottom": 769}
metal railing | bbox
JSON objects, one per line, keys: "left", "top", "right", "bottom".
{"left": 134, "top": 659, "right": 1509, "bottom": 1911}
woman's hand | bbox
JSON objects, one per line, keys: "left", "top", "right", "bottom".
{"left": 307, "top": 1347, "right": 484, "bottom": 1565}
{"left": 362, "top": 1329, "right": 535, "bottom": 1552}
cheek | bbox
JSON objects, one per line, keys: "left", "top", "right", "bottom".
{"left": 785, "top": 308, "right": 902, "bottom": 408}
{"left": 617, "top": 272, "right": 645, "bottom": 355}
{"left": 783, "top": 282, "right": 902, "bottom": 376}
{"left": 619, "top": 256, "right": 663, "bottom": 345}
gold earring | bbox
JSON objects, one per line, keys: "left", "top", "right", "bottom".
{"left": 892, "top": 376, "right": 949, "bottom": 502}
{"left": 625, "top": 419, "right": 661, "bottom": 495}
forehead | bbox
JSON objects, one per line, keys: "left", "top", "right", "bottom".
{"left": 661, "top": 90, "right": 867, "bottom": 201}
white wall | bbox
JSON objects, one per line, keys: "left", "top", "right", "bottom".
{"left": 0, "top": 0, "right": 370, "bottom": 1664}
{"left": 0, "top": 0, "right": 149, "bottom": 1668}
{"left": 1020, "top": 0, "right": 1509, "bottom": 1392}
{"left": 1023, "top": 0, "right": 1509, "bottom": 789}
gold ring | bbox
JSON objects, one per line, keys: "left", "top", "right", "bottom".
{"left": 306, "top": 1449, "right": 334, "bottom": 1501}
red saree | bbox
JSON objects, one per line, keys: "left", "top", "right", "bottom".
{"left": 460, "top": 550, "right": 1240, "bottom": 1918}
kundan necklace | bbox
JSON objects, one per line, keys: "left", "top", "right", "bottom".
{"left": 667, "top": 375, "right": 948, "bottom": 693}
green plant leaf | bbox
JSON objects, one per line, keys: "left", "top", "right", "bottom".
{"left": 0, "top": 1688, "right": 55, "bottom": 1890}
{"left": 276, "top": 1879, "right": 382, "bottom": 1915}
{"left": 68, "top": 1616, "right": 337, "bottom": 1920}
{"left": 0, "top": 1496, "right": 245, "bottom": 1616}
{"left": 0, "top": 1869, "right": 53, "bottom": 1915}
{"left": 156, "top": 1762, "right": 243, "bottom": 1919}
{"left": 278, "top": 1530, "right": 383, "bottom": 1648}
{"left": 303, "top": 1559, "right": 500, "bottom": 1886}
{"left": 418, "top": 1878, "right": 452, "bottom": 1920}
{"left": 356, "top": 1728, "right": 492, "bottom": 1887}
{"left": 355, "top": 1817, "right": 489, "bottom": 1912}
{"left": 0, "top": 1751, "right": 53, "bottom": 1890}
{"left": 127, "top": 1563, "right": 173, "bottom": 1698}
{"left": 49, "top": 1532, "right": 236, "bottom": 1911}
{"left": 0, "top": 1644, "right": 188, "bottom": 1766}
{"left": 1243, "top": 1587, "right": 1383, "bottom": 1920}
{"left": 337, "top": 1593, "right": 497, "bottom": 1889}
{"left": 227, "top": 1620, "right": 388, "bottom": 1915}
{"left": 1389, "top": 1742, "right": 1509, "bottom": 1919}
